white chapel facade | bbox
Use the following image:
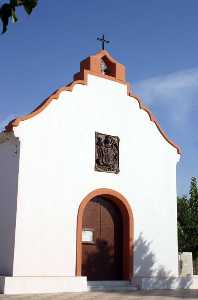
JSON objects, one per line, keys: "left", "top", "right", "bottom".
{"left": 0, "top": 50, "right": 181, "bottom": 293}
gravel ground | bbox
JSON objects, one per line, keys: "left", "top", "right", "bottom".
{"left": 0, "top": 290, "right": 198, "bottom": 300}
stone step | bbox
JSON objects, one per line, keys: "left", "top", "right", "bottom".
{"left": 87, "top": 281, "right": 138, "bottom": 291}
{"left": 88, "top": 286, "right": 138, "bottom": 292}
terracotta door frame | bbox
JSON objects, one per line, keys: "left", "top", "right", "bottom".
{"left": 76, "top": 188, "right": 134, "bottom": 280}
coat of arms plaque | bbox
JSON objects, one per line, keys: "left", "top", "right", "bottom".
{"left": 95, "top": 132, "right": 119, "bottom": 174}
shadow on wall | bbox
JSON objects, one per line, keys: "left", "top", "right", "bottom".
{"left": 83, "top": 232, "right": 194, "bottom": 291}
{"left": 0, "top": 133, "right": 20, "bottom": 276}
{"left": 82, "top": 239, "right": 115, "bottom": 280}
{"left": 133, "top": 233, "right": 193, "bottom": 290}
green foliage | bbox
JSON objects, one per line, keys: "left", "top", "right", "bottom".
{"left": 177, "top": 195, "right": 189, "bottom": 251}
{"left": 0, "top": 0, "right": 38, "bottom": 33}
{"left": 177, "top": 177, "right": 198, "bottom": 260}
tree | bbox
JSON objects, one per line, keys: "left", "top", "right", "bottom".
{"left": 0, "top": 0, "right": 38, "bottom": 33}
{"left": 177, "top": 195, "right": 190, "bottom": 252}
{"left": 177, "top": 177, "right": 198, "bottom": 273}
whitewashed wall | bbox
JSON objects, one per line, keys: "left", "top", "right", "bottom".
{"left": 9, "top": 74, "right": 179, "bottom": 277}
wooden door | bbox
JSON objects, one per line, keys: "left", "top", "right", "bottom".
{"left": 82, "top": 196, "right": 123, "bottom": 280}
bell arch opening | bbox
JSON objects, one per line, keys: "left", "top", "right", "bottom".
{"left": 76, "top": 188, "right": 134, "bottom": 280}
{"left": 100, "top": 56, "right": 116, "bottom": 77}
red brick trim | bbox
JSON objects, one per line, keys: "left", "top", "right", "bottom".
{"left": 5, "top": 80, "right": 87, "bottom": 131}
{"left": 76, "top": 188, "right": 134, "bottom": 280}
{"left": 5, "top": 50, "right": 181, "bottom": 154}
{"left": 127, "top": 83, "right": 181, "bottom": 154}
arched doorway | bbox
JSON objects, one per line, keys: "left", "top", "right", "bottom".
{"left": 76, "top": 189, "right": 134, "bottom": 280}
{"left": 82, "top": 196, "right": 123, "bottom": 280}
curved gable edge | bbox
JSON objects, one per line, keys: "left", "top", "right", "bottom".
{"left": 4, "top": 71, "right": 181, "bottom": 155}
{"left": 127, "top": 83, "right": 181, "bottom": 155}
{"left": 5, "top": 78, "right": 87, "bottom": 132}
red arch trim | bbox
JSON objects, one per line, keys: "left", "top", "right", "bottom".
{"left": 76, "top": 188, "right": 134, "bottom": 280}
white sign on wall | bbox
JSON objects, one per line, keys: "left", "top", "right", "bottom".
{"left": 82, "top": 229, "right": 94, "bottom": 243}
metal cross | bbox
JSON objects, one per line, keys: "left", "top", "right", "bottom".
{"left": 97, "top": 34, "right": 110, "bottom": 50}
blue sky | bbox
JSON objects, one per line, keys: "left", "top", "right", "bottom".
{"left": 0, "top": 0, "right": 197, "bottom": 196}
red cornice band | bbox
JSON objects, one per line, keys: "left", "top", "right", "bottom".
{"left": 5, "top": 50, "right": 181, "bottom": 155}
